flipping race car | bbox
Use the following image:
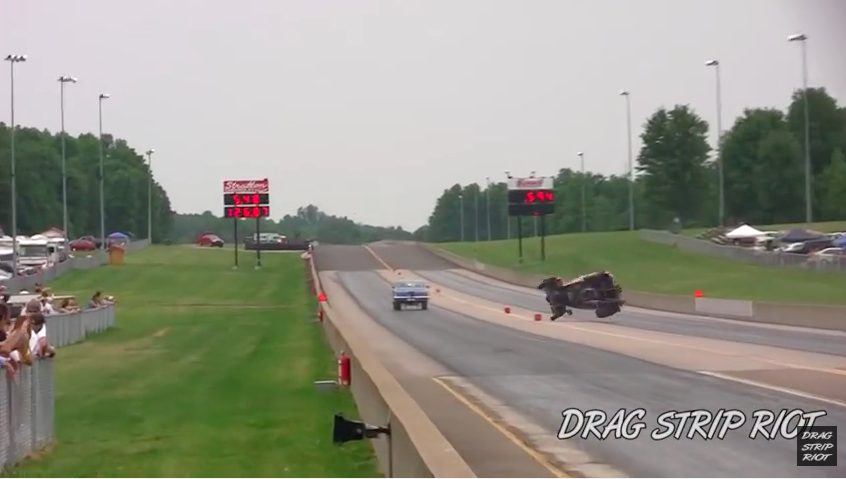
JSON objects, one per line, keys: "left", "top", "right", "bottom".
{"left": 537, "top": 271, "right": 624, "bottom": 320}
{"left": 391, "top": 280, "right": 429, "bottom": 311}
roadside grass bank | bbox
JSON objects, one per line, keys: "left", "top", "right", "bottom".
{"left": 6, "top": 246, "right": 377, "bottom": 477}
{"left": 437, "top": 230, "right": 846, "bottom": 305}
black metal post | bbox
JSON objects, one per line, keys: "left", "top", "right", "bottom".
{"left": 255, "top": 215, "right": 262, "bottom": 269}
{"left": 540, "top": 214, "right": 546, "bottom": 262}
{"left": 517, "top": 216, "right": 523, "bottom": 264}
{"left": 233, "top": 218, "right": 239, "bottom": 269}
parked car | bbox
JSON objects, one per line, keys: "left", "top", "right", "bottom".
{"left": 198, "top": 234, "right": 225, "bottom": 247}
{"left": 70, "top": 238, "right": 97, "bottom": 252}
{"left": 77, "top": 235, "right": 104, "bottom": 249}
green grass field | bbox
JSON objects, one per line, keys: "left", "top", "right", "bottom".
{"left": 7, "top": 246, "right": 377, "bottom": 478}
{"left": 438, "top": 228, "right": 846, "bottom": 305}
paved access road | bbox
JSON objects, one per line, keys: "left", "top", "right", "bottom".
{"left": 316, "top": 242, "right": 846, "bottom": 478}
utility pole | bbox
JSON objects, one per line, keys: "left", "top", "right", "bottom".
{"left": 458, "top": 194, "right": 465, "bottom": 242}
{"left": 98, "top": 93, "right": 111, "bottom": 258}
{"left": 485, "top": 177, "right": 492, "bottom": 240}
{"left": 705, "top": 60, "right": 725, "bottom": 226}
{"left": 578, "top": 152, "right": 586, "bottom": 232}
{"left": 620, "top": 90, "right": 635, "bottom": 230}
{"left": 788, "top": 33, "right": 812, "bottom": 224}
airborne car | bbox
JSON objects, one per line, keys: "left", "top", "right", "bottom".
{"left": 537, "top": 271, "right": 624, "bottom": 320}
{"left": 391, "top": 280, "right": 429, "bottom": 311}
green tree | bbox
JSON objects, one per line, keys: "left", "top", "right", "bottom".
{"left": 422, "top": 84, "right": 846, "bottom": 241}
{"left": 721, "top": 108, "right": 803, "bottom": 224}
{"left": 786, "top": 88, "right": 846, "bottom": 219}
{"left": 0, "top": 123, "right": 173, "bottom": 241}
{"left": 635, "top": 105, "right": 711, "bottom": 226}
{"left": 820, "top": 148, "right": 846, "bottom": 221}
{"left": 170, "top": 205, "right": 413, "bottom": 245}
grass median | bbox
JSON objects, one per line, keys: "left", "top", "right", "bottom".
{"left": 437, "top": 228, "right": 846, "bottom": 305}
{"left": 7, "top": 246, "right": 377, "bottom": 477}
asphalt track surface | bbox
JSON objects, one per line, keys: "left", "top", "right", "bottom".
{"left": 412, "top": 270, "right": 846, "bottom": 357}
{"left": 315, "top": 243, "right": 846, "bottom": 478}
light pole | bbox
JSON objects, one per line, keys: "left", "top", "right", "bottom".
{"left": 58, "top": 75, "right": 78, "bottom": 241}
{"left": 458, "top": 194, "right": 464, "bottom": 242}
{"left": 504, "top": 170, "right": 512, "bottom": 239}
{"left": 98, "top": 93, "right": 110, "bottom": 255}
{"left": 577, "top": 152, "right": 586, "bottom": 232}
{"left": 705, "top": 60, "right": 725, "bottom": 226}
{"left": 145, "top": 149, "right": 155, "bottom": 242}
{"left": 485, "top": 177, "right": 492, "bottom": 241}
{"left": 530, "top": 170, "right": 538, "bottom": 237}
{"left": 473, "top": 186, "right": 479, "bottom": 242}
{"left": 5, "top": 54, "right": 26, "bottom": 274}
{"left": 788, "top": 33, "right": 812, "bottom": 224}
{"left": 620, "top": 90, "right": 635, "bottom": 230}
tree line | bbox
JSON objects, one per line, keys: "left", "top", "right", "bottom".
{"left": 173, "top": 205, "right": 414, "bottom": 245}
{"left": 0, "top": 123, "right": 173, "bottom": 241}
{"left": 420, "top": 87, "right": 846, "bottom": 243}
{"left": 0, "top": 122, "right": 414, "bottom": 246}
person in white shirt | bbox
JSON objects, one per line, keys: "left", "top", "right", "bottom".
{"left": 40, "top": 296, "right": 55, "bottom": 315}
{"left": 28, "top": 313, "right": 53, "bottom": 358}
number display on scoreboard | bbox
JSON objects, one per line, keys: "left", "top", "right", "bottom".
{"left": 507, "top": 176, "right": 555, "bottom": 216}
{"left": 224, "top": 193, "right": 270, "bottom": 206}
{"left": 224, "top": 206, "right": 271, "bottom": 218}
{"left": 222, "top": 179, "right": 270, "bottom": 219}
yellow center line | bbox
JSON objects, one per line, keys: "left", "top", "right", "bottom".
{"left": 432, "top": 376, "right": 572, "bottom": 478}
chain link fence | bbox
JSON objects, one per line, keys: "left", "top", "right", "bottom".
{"left": 0, "top": 305, "right": 117, "bottom": 470}
{"left": 0, "top": 241, "right": 142, "bottom": 470}
{"left": 1, "top": 240, "right": 150, "bottom": 293}
{"left": 639, "top": 230, "right": 846, "bottom": 273}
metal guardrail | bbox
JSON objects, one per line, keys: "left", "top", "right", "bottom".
{"left": 639, "top": 230, "right": 846, "bottom": 273}
{"left": 1, "top": 240, "right": 151, "bottom": 293}
{"left": 0, "top": 305, "right": 117, "bottom": 470}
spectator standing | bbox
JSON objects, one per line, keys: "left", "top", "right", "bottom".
{"left": 28, "top": 313, "right": 54, "bottom": 358}
{"left": 88, "top": 291, "right": 103, "bottom": 309}
{"left": 40, "top": 293, "right": 55, "bottom": 315}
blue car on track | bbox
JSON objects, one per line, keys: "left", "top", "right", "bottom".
{"left": 391, "top": 280, "right": 429, "bottom": 311}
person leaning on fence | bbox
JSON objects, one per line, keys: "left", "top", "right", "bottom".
{"left": 28, "top": 312, "right": 55, "bottom": 359}
{"left": 0, "top": 313, "right": 33, "bottom": 378}
{"left": 40, "top": 292, "right": 56, "bottom": 315}
{"left": 58, "top": 298, "right": 79, "bottom": 313}
{"left": 88, "top": 291, "right": 103, "bottom": 309}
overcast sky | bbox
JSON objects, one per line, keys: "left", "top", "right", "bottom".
{"left": 2, "top": 0, "right": 845, "bottom": 231}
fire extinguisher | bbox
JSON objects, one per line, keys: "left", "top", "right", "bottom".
{"left": 337, "top": 351, "right": 351, "bottom": 386}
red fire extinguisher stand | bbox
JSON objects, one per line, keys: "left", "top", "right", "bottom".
{"left": 338, "top": 351, "right": 351, "bottom": 386}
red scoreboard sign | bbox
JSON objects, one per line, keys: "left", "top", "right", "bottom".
{"left": 223, "top": 179, "right": 270, "bottom": 218}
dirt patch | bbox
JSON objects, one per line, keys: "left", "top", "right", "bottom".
{"left": 153, "top": 328, "right": 169, "bottom": 338}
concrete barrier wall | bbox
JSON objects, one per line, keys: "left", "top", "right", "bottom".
{"left": 1, "top": 240, "right": 151, "bottom": 294}
{"left": 420, "top": 243, "right": 846, "bottom": 332}
{"left": 302, "top": 253, "right": 475, "bottom": 478}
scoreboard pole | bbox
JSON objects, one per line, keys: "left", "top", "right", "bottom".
{"left": 233, "top": 218, "right": 239, "bottom": 269}
{"left": 255, "top": 215, "right": 262, "bottom": 269}
{"left": 507, "top": 175, "right": 555, "bottom": 265}
{"left": 516, "top": 216, "right": 523, "bottom": 264}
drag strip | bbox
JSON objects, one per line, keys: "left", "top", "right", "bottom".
{"left": 413, "top": 270, "right": 846, "bottom": 357}
{"left": 336, "top": 270, "right": 845, "bottom": 478}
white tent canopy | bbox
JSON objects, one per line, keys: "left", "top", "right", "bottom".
{"left": 725, "top": 224, "right": 764, "bottom": 239}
